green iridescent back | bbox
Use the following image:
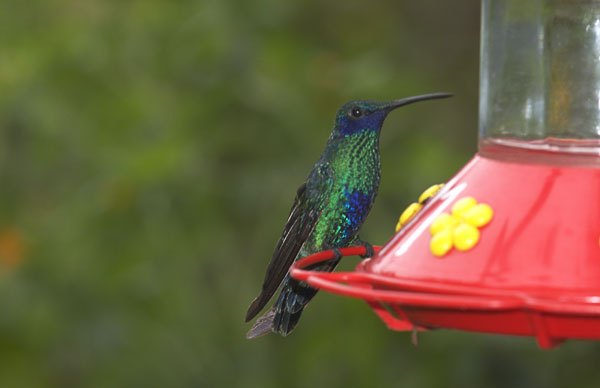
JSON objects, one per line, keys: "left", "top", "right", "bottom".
{"left": 302, "top": 129, "right": 381, "bottom": 254}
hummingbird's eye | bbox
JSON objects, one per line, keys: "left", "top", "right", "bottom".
{"left": 350, "top": 107, "right": 363, "bottom": 118}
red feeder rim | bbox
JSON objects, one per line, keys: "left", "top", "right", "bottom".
{"left": 290, "top": 155, "right": 600, "bottom": 349}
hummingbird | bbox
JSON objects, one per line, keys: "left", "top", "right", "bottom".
{"left": 245, "top": 93, "right": 452, "bottom": 338}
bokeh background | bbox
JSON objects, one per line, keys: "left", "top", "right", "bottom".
{"left": 1, "top": 0, "right": 600, "bottom": 387}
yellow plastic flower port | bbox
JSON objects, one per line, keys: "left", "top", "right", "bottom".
{"left": 395, "top": 183, "right": 445, "bottom": 233}
{"left": 462, "top": 203, "right": 494, "bottom": 227}
{"left": 418, "top": 183, "right": 444, "bottom": 204}
{"left": 452, "top": 223, "right": 480, "bottom": 251}
{"left": 451, "top": 196, "right": 477, "bottom": 217}
{"left": 429, "top": 196, "right": 494, "bottom": 257}
{"left": 430, "top": 228, "right": 453, "bottom": 257}
{"left": 430, "top": 213, "right": 460, "bottom": 235}
{"left": 396, "top": 202, "right": 422, "bottom": 232}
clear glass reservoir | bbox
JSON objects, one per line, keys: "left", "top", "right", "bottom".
{"left": 479, "top": 0, "right": 600, "bottom": 165}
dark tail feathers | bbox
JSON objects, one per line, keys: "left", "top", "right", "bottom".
{"left": 246, "top": 280, "right": 318, "bottom": 339}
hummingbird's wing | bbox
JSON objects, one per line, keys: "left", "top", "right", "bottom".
{"left": 245, "top": 164, "right": 333, "bottom": 322}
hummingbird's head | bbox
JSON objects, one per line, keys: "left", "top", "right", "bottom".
{"left": 332, "top": 93, "right": 452, "bottom": 139}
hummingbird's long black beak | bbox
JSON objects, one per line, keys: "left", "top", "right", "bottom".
{"left": 384, "top": 93, "right": 453, "bottom": 112}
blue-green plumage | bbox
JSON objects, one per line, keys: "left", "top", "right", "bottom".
{"left": 245, "top": 93, "right": 451, "bottom": 338}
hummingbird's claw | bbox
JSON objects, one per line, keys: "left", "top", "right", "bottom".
{"left": 332, "top": 248, "right": 343, "bottom": 261}
{"left": 356, "top": 240, "right": 375, "bottom": 258}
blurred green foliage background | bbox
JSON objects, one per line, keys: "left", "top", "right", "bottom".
{"left": 1, "top": 0, "right": 599, "bottom": 387}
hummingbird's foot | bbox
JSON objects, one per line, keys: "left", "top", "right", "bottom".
{"left": 307, "top": 248, "right": 343, "bottom": 271}
{"left": 331, "top": 248, "right": 343, "bottom": 261}
{"left": 355, "top": 240, "right": 375, "bottom": 258}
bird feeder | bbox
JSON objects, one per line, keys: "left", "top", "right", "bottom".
{"left": 290, "top": 0, "right": 600, "bottom": 349}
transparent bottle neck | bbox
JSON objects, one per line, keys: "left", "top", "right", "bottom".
{"left": 479, "top": 0, "right": 600, "bottom": 164}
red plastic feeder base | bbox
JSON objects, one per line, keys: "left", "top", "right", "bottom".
{"left": 290, "top": 154, "right": 600, "bottom": 349}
